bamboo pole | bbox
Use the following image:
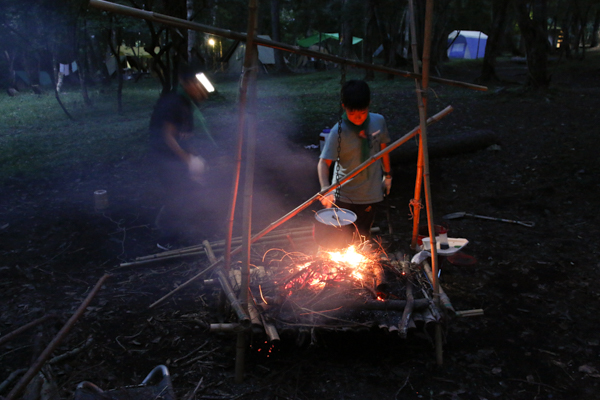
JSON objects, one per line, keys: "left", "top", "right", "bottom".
{"left": 119, "top": 234, "right": 315, "bottom": 268}
{"left": 235, "top": 0, "right": 259, "bottom": 384}
{"left": 5, "top": 274, "right": 110, "bottom": 400}
{"left": 419, "top": 0, "right": 444, "bottom": 366}
{"left": 408, "top": 0, "right": 425, "bottom": 251}
{"left": 88, "top": 0, "right": 487, "bottom": 92}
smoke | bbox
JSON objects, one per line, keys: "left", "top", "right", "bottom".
{"left": 186, "top": 102, "right": 322, "bottom": 241}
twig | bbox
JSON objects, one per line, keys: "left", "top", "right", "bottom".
{"left": 48, "top": 336, "right": 93, "bottom": 364}
{"left": 0, "top": 314, "right": 57, "bottom": 347}
{"left": 395, "top": 372, "right": 410, "bottom": 400}
{"left": 0, "top": 369, "right": 27, "bottom": 394}
{"left": 5, "top": 274, "right": 110, "bottom": 400}
{"left": 179, "top": 347, "right": 220, "bottom": 367}
{"left": 507, "top": 378, "right": 562, "bottom": 392}
{"left": 172, "top": 340, "right": 209, "bottom": 364}
{"left": 185, "top": 376, "right": 204, "bottom": 400}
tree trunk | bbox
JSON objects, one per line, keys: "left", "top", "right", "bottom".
{"left": 187, "top": 0, "right": 197, "bottom": 65}
{"left": 591, "top": 9, "right": 600, "bottom": 48}
{"left": 479, "top": 0, "right": 512, "bottom": 83}
{"left": 515, "top": 0, "right": 550, "bottom": 88}
{"left": 270, "top": 0, "right": 291, "bottom": 73}
{"left": 363, "top": 1, "right": 375, "bottom": 80}
{"left": 78, "top": 19, "right": 92, "bottom": 106}
{"left": 341, "top": 0, "right": 353, "bottom": 59}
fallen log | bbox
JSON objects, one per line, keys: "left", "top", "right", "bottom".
{"left": 390, "top": 129, "right": 499, "bottom": 165}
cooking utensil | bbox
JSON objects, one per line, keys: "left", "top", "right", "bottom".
{"left": 442, "top": 211, "right": 535, "bottom": 227}
{"left": 313, "top": 208, "right": 357, "bottom": 249}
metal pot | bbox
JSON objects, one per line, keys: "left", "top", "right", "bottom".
{"left": 313, "top": 208, "right": 358, "bottom": 249}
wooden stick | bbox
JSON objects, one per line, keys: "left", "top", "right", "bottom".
{"left": 209, "top": 323, "right": 244, "bottom": 333}
{"left": 88, "top": 0, "right": 488, "bottom": 92}
{"left": 5, "top": 274, "right": 110, "bottom": 400}
{"left": 398, "top": 257, "right": 414, "bottom": 338}
{"left": 203, "top": 240, "right": 218, "bottom": 264}
{"left": 148, "top": 108, "right": 453, "bottom": 308}
{"left": 0, "top": 314, "right": 57, "bottom": 347}
{"left": 121, "top": 235, "right": 315, "bottom": 268}
{"left": 455, "top": 309, "right": 484, "bottom": 317}
{"left": 215, "top": 268, "right": 250, "bottom": 327}
{"left": 422, "top": 261, "right": 455, "bottom": 313}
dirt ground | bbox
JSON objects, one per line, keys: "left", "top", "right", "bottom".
{"left": 2, "top": 53, "right": 600, "bottom": 400}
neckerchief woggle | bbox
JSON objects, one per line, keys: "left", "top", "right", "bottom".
{"left": 177, "top": 86, "right": 217, "bottom": 147}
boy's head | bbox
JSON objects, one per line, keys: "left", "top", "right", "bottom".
{"left": 341, "top": 79, "right": 370, "bottom": 110}
{"left": 341, "top": 80, "right": 370, "bottom": 126}
{"left": 178, "top": 64, "right": 211, "bottom": 102}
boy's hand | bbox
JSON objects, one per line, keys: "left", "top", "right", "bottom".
{"left": 319, "top": 192, "right": 335, "bottom": 208}
{"left": 382, "top": 176, "right": 392, "bottom": 195}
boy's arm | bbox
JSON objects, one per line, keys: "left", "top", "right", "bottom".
{"left": 318, "top": 158, "right": 333, "bottom": 189}
{"left": 380, "top": 143, "right": 391, "bottom": 175}
{"left": 317, "top": 158, "right": 334, "bottom": 208}
{"left": 380, "top": 143, "right": 392, "bottom": 195}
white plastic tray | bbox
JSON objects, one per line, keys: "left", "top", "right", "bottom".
{"left": 419, "top": 237, "right": 469, "bottom": 256}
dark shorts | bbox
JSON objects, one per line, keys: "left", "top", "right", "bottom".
{"left": 335, "top": 201, "right": 381, "bottom": 240}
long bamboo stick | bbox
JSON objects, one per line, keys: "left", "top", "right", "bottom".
{"left": 88, "top": 0, "right": 487, "bottom": 92}
{"left": 135, "top": 226, "right": 314, "bottom": 260}
{"left": 148, "top": 106, "right": 453, "bottom": 309}
{"left": 5, "top": 274, "right": 110, "bottom": 400}
{"left": 408, "top": 0, "right": 425, "bottom": 251}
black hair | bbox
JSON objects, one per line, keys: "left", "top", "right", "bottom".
{"left": 178, "top": 64, "right": 198, "bottom": 83}
{"left": 341, "top": 79, "right": 370, "bottom": 110}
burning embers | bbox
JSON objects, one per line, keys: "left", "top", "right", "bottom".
{"left": 279, "top": 245, "right": 380, "bottom": 297}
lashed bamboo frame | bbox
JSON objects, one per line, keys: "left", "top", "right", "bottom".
{"left": 89, "top": 0, "right": 487, "bottom": 372}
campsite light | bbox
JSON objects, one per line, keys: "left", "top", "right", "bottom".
{"left": 195, "top": 73, "right": 215, "bottom": 93}
{"left": 208, "top": 38, "right": 215, "bottom": 47}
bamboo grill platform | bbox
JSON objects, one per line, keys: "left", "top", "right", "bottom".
{"left": 208, "top": 246, "right": 467, "bottom": 345}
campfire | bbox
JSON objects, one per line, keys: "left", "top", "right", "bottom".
{"left": 210, "top": 240, "right": 451, "bottom": 345}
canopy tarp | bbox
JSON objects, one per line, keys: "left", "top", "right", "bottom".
{"left": 297, "top": 32, "right": 362, "bottom": 48}
{"left": 119, "top": 45, "right": 158, "bottom": 58}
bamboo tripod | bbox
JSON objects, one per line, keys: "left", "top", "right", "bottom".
{"left": 89, "top": 0, "right": 487, "bottom": 379}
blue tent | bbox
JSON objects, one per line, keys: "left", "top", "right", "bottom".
{"left": 447, "top": 30, "right": 488, "bottom": 59}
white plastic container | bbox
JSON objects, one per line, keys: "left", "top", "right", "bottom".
{"left": 421, "top": 237, "right": 469, "bottom": 256}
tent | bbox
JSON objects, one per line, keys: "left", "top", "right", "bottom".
{"left": 221, "top": 35, "right": 275, "bottom": 74}
{"left": 447, "top": 30, "right": 487, "bottom": 59}
{"left": 297, "top": 32, "right": 362, "bottom": 48}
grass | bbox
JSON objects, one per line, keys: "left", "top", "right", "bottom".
{"left": 0, "top": 64, "right": 500, "bottom": 185}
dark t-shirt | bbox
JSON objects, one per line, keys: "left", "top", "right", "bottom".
{"left": 149, "top": 92, "right": 194, "bottom": 158}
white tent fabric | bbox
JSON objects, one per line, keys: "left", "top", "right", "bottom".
{"left": 225, "top": 35, "right": 275, "bottom": 74}
{"left": 447, "top": 30, "right": 488, "bottom": 59}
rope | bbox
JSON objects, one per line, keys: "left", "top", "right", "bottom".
{"left": 408, "top": 198, "right": 423, "bottom": 220}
